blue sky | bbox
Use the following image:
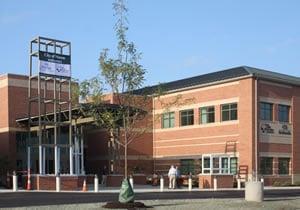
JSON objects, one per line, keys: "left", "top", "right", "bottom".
{"left": 1, "top": 0, "right": 300, "bottom": 86}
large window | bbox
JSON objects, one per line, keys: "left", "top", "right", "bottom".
{"left": 162, "top": 112, "right": 175, "bottom": 128}
{"left": 180, "top": 109, "right": 194, "bottom": 126}
{"left": 16, "top": 132, "right": 27, "bottom": 153}
{"left": 202, "top": 155, "right": 238, "bottom": 174}
{"left": 213, "top": 157, "right": 220, "bottom": 173}
{"left": 203, "top": 157, "right": 211, "bottom": 174}
{"left": 221, "top": 157, "right": 229, "bottom": 174}
{"left": 260, "top": 157, "right": 273, "bottom": 175}
{"left": 180, "top": 159, "right": 195, "bottom": 175}
{"left": 230, "top": 157, "right": 238, "bottom": 174}
{"left": 16, "top": 160, "right": 23, "bottom": 171}
{"left": 278, "top": 105, "right": 290, "bottom": 123}
{"left": 221, "top": 103, "right": 238, "bottom": 121}
{"left": 200, "top": 106, "right": 215, "bottom": 124}
{"left": 278, "top": 158, "right": 290, "bottom": 175}
{"left": 260, "top": 102, "right": 273, "bottom": 121}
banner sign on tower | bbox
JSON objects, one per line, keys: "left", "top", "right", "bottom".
{"left": 38, "top": 51, "right": 71, "bottom": 77}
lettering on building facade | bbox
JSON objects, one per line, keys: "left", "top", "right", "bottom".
{"left": 260, "top": 122, "right": 291, "bottom": 136}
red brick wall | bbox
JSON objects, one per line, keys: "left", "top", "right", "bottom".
{"left": 0, "top": 85, "right": 8, "bottom": 128}
{"left": 199, "top": 175, "right": 234, "bottom": 189}
{"left": 153, "top": 78, "right": 255, "bottom": 176}
{"left": 106, "top": 174, "right": 147, "bottom": 187}
{"left": 29, "top": 175, "right": 94, "bottom": 191}
{"left": 292, "top": 86, "right": 300, "bottom": 182}
{"left": 258, "top": 81, "right": 297, "bottom": 184}
{"left": 85, "top": 129, "right": 153, "bottom": 175}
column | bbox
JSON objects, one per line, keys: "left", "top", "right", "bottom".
{"left": 54, "top": 145, "right": 58, "bottom": 175}
{"left": 27, "top": 146, "right": 31, "bottom": 171}
{"left": 42, "top": 147, "right": 46, "bottom": 174}
{"left": 75, "top": 132, "right": 79, "bottom": 175}
{"left": 81, "top": 126, "right": 85, "bottom": 175}
{"left": 58, "top": 147, "right": 61, "bottom": 174}
{"left": 69, "top": 145, "right": 73, "bottom": 175}
{"left": 39, "top": 145, "right": 43, "bottom": 174}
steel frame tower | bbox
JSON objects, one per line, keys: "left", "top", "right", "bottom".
{"left": 28, "top": 36, "right": 73, "bottom": 175}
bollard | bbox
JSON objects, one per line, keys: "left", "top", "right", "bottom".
{"left": 129, "top": 176, "right": 134, "bottom": 189}
{"left": 213, "top": 177, "right": 217, "bottom": 191}
{"left": 26, "top": 169, "right": 31, "bottom": 190}
{"left": 261, "top": 177, "right": 264, "bottom": 185}
{"left": 188, "top": 176, "right": 192, "bottom": 191}
{"left": 82, "top": 179, "right": 87, "bottom": 192}
{"left": 245, "top": 181, "right": 264, "bottom": 202}
{"left": 12, "top": 171, "right": 17, "bottom": 192}
{"left": 160, "top": 176, "right": 164, "bottom": 192}
{"left": 237, "top": 178, "right": 241, "bottom": 189}
{"left": 56, "top": 175, "right": 61, "bottom": 192}
{"left": 94, "top": 174, "right": 99, "bottom": 192}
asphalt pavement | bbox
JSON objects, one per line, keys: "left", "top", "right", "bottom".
{"left": 1, "top": 189, "right": 300, "bottom": 208}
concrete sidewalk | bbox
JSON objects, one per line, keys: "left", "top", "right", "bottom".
{"left": 4, "top": 197, "right": 300, "bottom": 210}
{"left": 2, "top": 185, "right": 300, "bottom": 193}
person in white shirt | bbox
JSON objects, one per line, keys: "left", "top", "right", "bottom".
{"left": 175, "top": 166, "right": 181, "bottom": 188}
{"left": 168, "top": 165, "right": 176, "bottom": 189}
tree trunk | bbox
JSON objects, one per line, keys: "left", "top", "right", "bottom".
{"left": 123, "top": 116, "right": 128, "bottom": 179}
{"left": 125, "top": 141, "right": 127, "bottom": 179}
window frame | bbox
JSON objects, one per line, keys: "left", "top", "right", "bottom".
{"left": 221, "top": 103, "right": 238, "bottom": 122}
{"left": 180, "top": 109, "right": 194, "bottom": 126}
{"left": 202, "top": 156, "right": 211, "bottom": 174}
{"left": 201, "top": 154, "right": 238, "bottom": 175}
{"left": 260, "top": 157, "right": 273, "bottom": 175}
{"left": 260, "top": 102, "right": 273, "bottom": 121}
{"left": 278, "top": 158, "right": 290, "bottom": 175}
{"left": 180, "top": 159, "right": 195, "bottom": 175}
{"left": 161, "top": 112, "right": 175, "bottom": 129}
{"left": 229, "top": 157, "right": 238, "bottom": 174}
{"left": 200, "top": 106, "right": 215, "bottom": 124}
{"left": 278, "top": 104, "right": 290, "bottom": 123}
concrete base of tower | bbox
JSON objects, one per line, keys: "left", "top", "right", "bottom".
{"left": 22, "top": 174, "right": 94, "bottom": 191}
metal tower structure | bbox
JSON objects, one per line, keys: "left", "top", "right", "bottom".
{"left": 28, "top": 36, "right": 74, "bottom": 175}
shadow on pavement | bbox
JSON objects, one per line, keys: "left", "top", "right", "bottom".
{"left": 151, "top": 202, "right": 186, "bottom": 207}
{"left": 264, "top": 198, "right": 298, "bottom": 202}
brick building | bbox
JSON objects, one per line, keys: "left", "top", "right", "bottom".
{"left": 143, "top": 66, "right": 300, "bottom": 187}
{"left": 0, "top": 66, "right": 299, "bottom": 187}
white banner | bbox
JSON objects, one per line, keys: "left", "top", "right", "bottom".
{"left": 38, "top": 51, "right": 71, "bottom": 78}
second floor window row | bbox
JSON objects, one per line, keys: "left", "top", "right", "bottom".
{"left": 161, "top": 103, "right": 238, "bottom": 128}
{"left": 260, "top": 102, "right": 290, "bottom": 123}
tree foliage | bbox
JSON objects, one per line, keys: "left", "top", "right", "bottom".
{"left": 77, "top": 0, "right": 149, "bottom": 178}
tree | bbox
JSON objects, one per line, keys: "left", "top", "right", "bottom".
{"left": 78, "top": 0, "right": 149, "bottom": 180}
{"left": 98, "top": 0, "right": 148, "bottom": 179}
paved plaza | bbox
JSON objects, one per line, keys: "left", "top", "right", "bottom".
{"left": 1, "top": 197, "right": 300, "bottom": 210}
{"left": 1, "top": 187, "right": 300, "bottom": 209}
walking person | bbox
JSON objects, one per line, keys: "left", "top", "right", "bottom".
{"left": 175, "top": 166, "right": 181, "bottom": 188}
{"left": 168, "top": 165, "right": 176, "bottom": 189}
{"left": 101, "top": 165, "right": 108, "bottom": 186}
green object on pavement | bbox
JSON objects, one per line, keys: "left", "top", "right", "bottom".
{"left": 118, "top": 178, "right": 135, "bottom": 203}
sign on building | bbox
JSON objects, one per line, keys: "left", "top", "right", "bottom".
{"left": 260, "top": 122, "right": 292, "bottom": 136}
{"left": 38, "top": 51, "right": 71, "bottom": 77}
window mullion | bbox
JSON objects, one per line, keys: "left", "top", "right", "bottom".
{"left": 210, "top": 155, "right": 213, "bottom": 175}
{"left": 219, "top": 157, "right": 221, "bottom": 174}
{"left": 201, "top": 156, "right": 204, "bottom": 174}
{"left": 228, "top": 157, "right": 231, "bottom": 174}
